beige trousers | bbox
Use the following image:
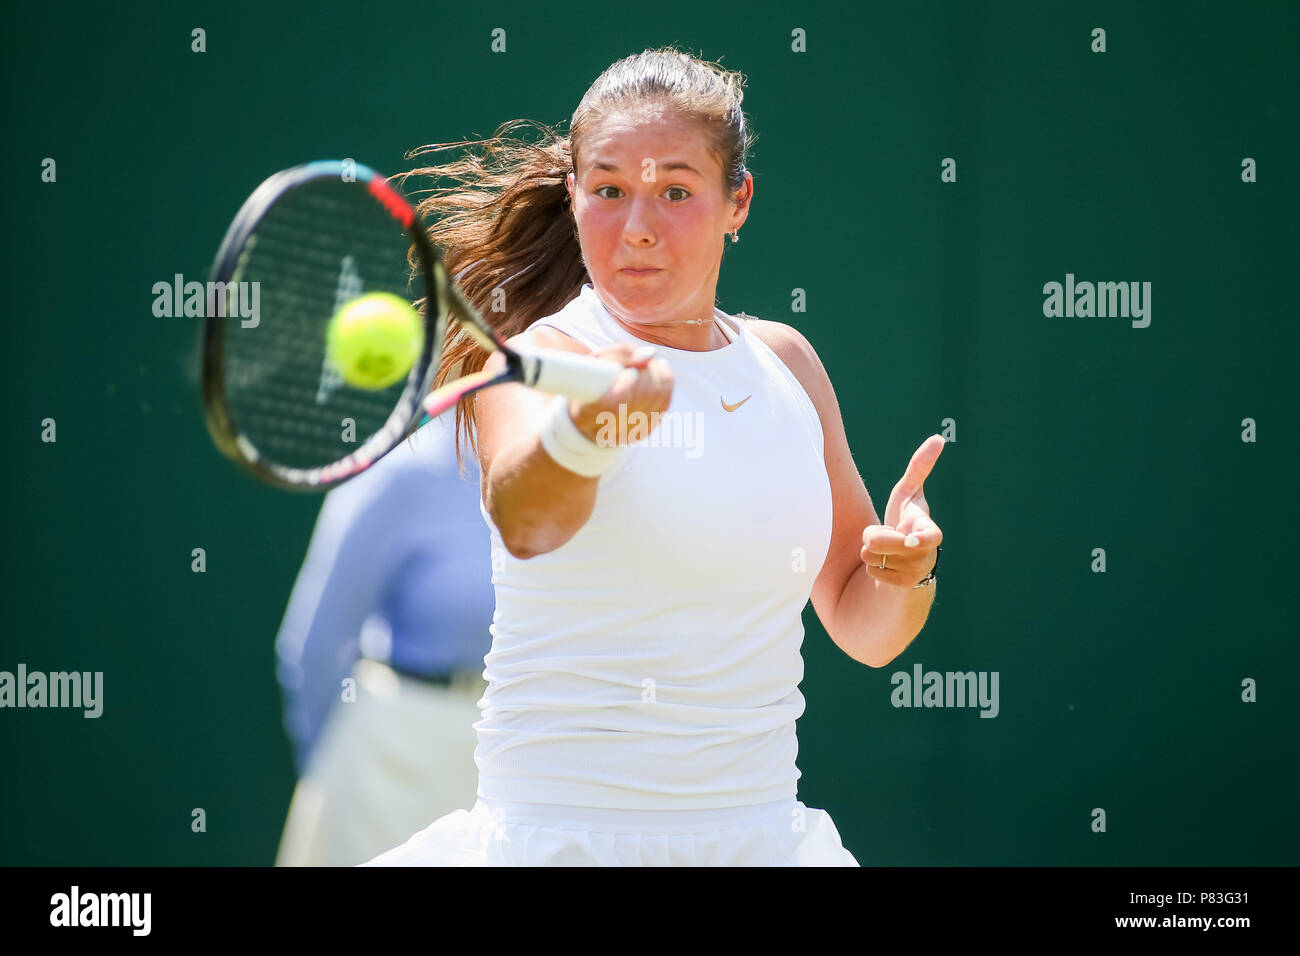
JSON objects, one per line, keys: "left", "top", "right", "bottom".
{"left": 275, "top": 658, "right": 485, "bottom": 867}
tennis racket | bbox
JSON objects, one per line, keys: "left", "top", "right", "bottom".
{"left": 201, "top": 159, "right": 623, "bottom": 491}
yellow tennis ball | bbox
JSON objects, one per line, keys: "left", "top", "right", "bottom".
{"left": 326, "top": 292, "right": 422, "bottom": 390}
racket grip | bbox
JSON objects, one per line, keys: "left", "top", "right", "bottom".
{"left": 517, "top": 348, "right": 626, "bottom": 403}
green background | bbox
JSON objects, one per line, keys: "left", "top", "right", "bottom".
{"left": 2, "top": 0, "right": 1296, "bottom": 864}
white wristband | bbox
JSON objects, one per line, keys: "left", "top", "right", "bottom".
{"left": 537, "top": 394, "right": 626, "bottom": 477}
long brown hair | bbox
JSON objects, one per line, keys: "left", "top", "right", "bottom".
{"left": 392, "top": 45, "right": 754, "bottom": 468}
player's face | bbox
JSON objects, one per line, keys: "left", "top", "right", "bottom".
{"left": 568, "top": 106, "right": 749, "bottom": 327}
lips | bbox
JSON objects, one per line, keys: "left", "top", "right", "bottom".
{"left": 619, "top": 267, "right": 661, "bottom": 275}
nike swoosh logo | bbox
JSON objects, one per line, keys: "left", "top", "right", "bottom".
{"left": 721, "top": 395, "right": 752, "bottom": 412}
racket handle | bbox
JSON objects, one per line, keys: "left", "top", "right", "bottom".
{"left": 516, "top": 347, "right": 626, "bottom": 403}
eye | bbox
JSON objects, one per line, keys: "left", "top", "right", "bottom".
{"left": 593, "top": 185, "right": 692, "bottom": 201}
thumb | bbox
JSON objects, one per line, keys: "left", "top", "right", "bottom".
{"left": 592, "top": 341, "right": 657, "bottom": 370}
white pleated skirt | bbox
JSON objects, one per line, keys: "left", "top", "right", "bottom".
{"left": 361, "top": 795, "right": 859, "bottom": 866}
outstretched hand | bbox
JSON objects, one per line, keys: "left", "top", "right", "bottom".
{"left": 860, "top": 434, "right": 945, "bottom": 588}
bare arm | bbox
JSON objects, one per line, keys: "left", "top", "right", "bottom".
{"left": 748, "top": 320, "right": 943, "bottom": 668}
{"left": 475, "top": 327, "right": 672, "bottom": 559}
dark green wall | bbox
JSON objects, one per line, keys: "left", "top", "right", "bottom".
{"left": 3, "top": 0, "right": 1295, "bottom": 864}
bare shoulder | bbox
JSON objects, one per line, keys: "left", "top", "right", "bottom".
{"left": 510, "top": 323, "right": 592, "bottom": 355}
{"left": 483, "top": 322, "right": 591, "bottom": 377}
{"left": 742, "top": 317, "right": 832, "bottom": 403}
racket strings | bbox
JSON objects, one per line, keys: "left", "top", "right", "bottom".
{"left": 221, "top": 179, "right": 424, "bottom": 471}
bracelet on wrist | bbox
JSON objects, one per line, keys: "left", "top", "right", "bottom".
{"left": 912, "top": 545, "right": 941, "bottom": 589}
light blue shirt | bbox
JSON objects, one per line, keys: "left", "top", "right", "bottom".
{"left": 274, "top": 413, "right": 494, "bottom": 772}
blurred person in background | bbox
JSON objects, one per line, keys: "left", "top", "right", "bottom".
{"left": 273, "top": 410, "right": 494, "bottom": 866}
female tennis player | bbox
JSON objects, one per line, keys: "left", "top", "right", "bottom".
{"left": 365, "top": 46, "right": 944, "bottom": 866}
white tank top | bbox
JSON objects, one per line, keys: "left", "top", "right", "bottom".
{"left": 474, "top": 282, "right": 833, "bottom": 810}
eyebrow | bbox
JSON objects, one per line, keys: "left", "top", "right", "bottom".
{"left": 591, "top": 160, "right": 702, "bottom": 175}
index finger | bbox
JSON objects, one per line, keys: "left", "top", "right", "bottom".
{"left": 862, "top": 524, "right": 912, "bottom": 554}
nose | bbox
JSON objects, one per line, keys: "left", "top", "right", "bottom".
{"left": 622, "top": 193, "right": 658, "bottom": 245}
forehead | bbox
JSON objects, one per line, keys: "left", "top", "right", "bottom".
{"left": 578, "top": 107, "right": 718, "bottom": 174}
